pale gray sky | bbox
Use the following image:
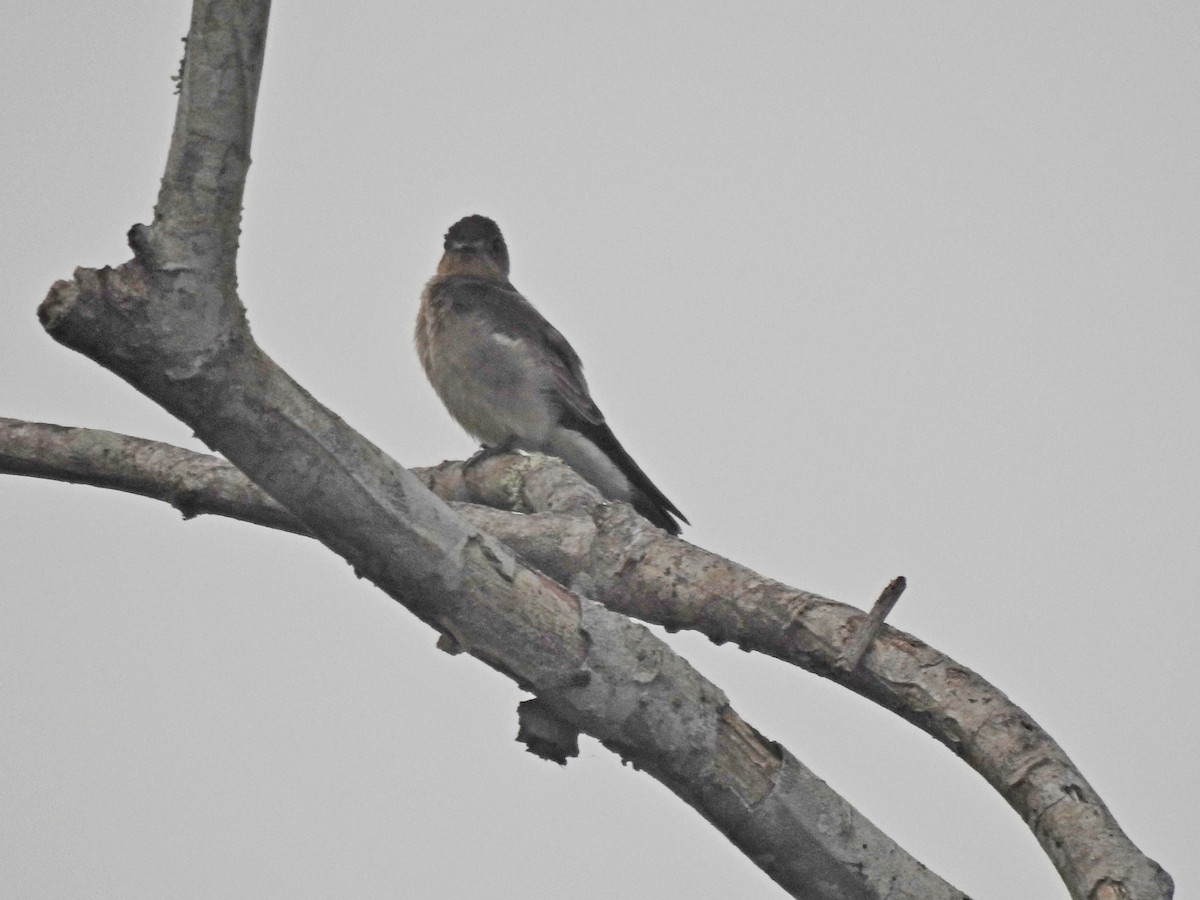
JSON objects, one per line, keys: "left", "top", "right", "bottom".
{"left": 3, "top": 3, "right": 1197, "bottom": 898}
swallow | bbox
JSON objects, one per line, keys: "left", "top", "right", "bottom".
{"left": 416, "top": 214, "right": 687, "bottom": 535}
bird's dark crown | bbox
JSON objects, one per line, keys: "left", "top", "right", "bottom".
{"left": 441, "top": 214, "right": 510, "bottom": 277}
{"left": 444, "top": 215, "right": 504, "bottom": 250}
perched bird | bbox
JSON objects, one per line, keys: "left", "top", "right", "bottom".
{"left": 416, "top": 214, "right": 687, "bottom": 535}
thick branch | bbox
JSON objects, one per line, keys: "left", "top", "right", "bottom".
{"left": 25, "top": 3, "right": 964, "bottom": 897}
{"left": 0, "top": 419, "right": 1175, "bottom": 900}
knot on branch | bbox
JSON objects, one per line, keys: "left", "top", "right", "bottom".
{"left": 517, "top": 697, "right": 581, "bottom": 765}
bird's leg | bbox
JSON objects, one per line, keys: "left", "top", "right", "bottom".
{"left": 464, "top": 435, "right": 521, "bottom": 470}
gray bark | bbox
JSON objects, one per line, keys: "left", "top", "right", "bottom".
{"left": 21, "top": 1, "right": 978, "bottom": 897}
{"left": 0, "top": 418, "right": 1176, "bottom": 900}
{"left": 6, "top": 0, "right": 1174, "bottom": 896}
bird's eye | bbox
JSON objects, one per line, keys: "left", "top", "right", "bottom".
{"left": 492, "top": 239, "right": 505, "bottom": 252}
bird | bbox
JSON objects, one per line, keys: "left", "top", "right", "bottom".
{"left": 416, "top": 214, "right": 687, "bottom": 535}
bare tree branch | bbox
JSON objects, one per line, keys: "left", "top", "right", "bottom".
{"left": 0, "top": 417, "right": 307, "bottom": 534}
{"left": 21, "top": 2, "right": 972, "bottom": 897}
{"left": 0, "top": 416, "right": 1175, "bottom": 900}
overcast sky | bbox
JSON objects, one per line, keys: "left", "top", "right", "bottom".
{"left": 3, "top": 3, "right": 1197, "bottom": 898}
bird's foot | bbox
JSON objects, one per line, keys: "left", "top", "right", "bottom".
{"left": 464, "top": 436, "right": 520, "bottom": 470}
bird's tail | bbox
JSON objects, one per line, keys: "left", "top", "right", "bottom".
{"left": 561, "top": 413, "right": 688, "bottom": 535}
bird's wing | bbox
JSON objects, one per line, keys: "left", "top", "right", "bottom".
{"left": 529, "top": 315, "right": 689, "bottom": 532}
{"left": 433, "top": 277, "right": 686, "bottom": 533}
{"left": 439, "top": 277, "right": 604, "bottom": 426}
{"left": 534, "top": 321, "right": 605, "bottom": 427}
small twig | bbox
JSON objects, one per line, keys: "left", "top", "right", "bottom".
{"left": 839, "top": 576, "right": 907, "bottom": 670}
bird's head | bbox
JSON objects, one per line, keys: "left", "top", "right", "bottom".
{"left": 439, "top": 215, "right": 510, "bottom": 278}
